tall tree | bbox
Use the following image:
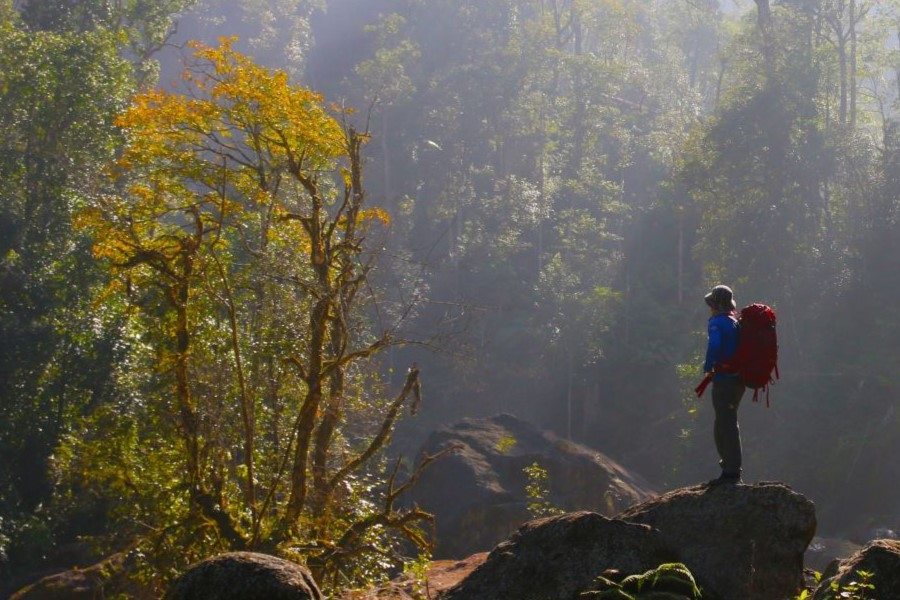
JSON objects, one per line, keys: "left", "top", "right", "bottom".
{"left": 70, "top": 39, "right": 433, "bottom": 591}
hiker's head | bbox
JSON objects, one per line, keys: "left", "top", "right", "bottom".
{"left": 705, "top": 285, "right": 736, "bottom": 313}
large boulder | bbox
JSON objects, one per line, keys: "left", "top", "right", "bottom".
{"left": 440, "top": 511, "right": 675, "bottom": 600}
{"left": 618, "top": 482, "right": 817, "bottom": 600}
{"left": 165, "top": 552, "right": 322, "bottom": 600}
{"left": 812, "top": 539, "right": 900, "bottom": 600}
{"left": 409, "top": 414, "right": 656, "bottom": 557}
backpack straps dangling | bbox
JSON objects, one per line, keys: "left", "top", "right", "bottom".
{"left": 695, "top": 372, "right": 714, "bottom": 397}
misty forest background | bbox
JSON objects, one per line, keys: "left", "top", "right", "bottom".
{"left": 1, "top": 0, "right": 899, "bottom": 594}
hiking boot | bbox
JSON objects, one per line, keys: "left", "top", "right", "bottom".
{"left": 708, "top": 472, "right": 742, "bottom": 486}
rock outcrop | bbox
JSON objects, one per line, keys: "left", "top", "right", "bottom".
{"left": 441, "top": 482, "right": 816, "bottom": 600}
{"left": 812, "top": 539, "right": 900, "bottom": 600}
{"left": 409, "top": 414, "right": 656, "bottom": 557}
{"left": 618, "top": 482, "right": 816, "bottom": 600}
{"left": 440, "top": 511, "right": 674, "bottom": 600}
{"left": 9, "top": 552, "right": 145, "bottom": 600}
{"left": 165, "top": 552, "right": 322, "bottom": 600}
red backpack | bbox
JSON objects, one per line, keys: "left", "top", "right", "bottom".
{"left": 696, "top": 303, "right": 780, "bottom": 405}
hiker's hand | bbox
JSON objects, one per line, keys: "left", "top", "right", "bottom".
{"left": 705, "top": 371, "right": 714, "bottom": 376}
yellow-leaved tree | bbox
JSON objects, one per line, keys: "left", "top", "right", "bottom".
{"left": 69, "top": 38, "right": 437, "bottom": 592}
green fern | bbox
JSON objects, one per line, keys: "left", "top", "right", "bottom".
{"left": 581, "top": 563, "right": 702, "bottom": 600}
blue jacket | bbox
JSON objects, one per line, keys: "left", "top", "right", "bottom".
{"left": 704, "top": 312, "right": 739, "bottom": 379}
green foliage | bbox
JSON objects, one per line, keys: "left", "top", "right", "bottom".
{"left": 61, "top": 39, "right": 427, "bottom": 594}
{"left": 52, "top": 404, "right": 190, "bottom": 582}
{"left": 399, "top": 551, "right": 433, "bottom": 600}
{"left": 582, "top": 562, "right": 702, "bottom": 599}
{"left": 0, "top": 2, "right": 134, "bottom": 539}
{"left": 355, "top": 14, "right": 419, "bottom": 107}
{"left": 495, "top": 434, "right": 517, "bottom": 454}
{"left": 794, "top": 570, "right": 876, "bottom": 600}
{"left": 185, "top": 0, "right": 322, "bottom": 77}
{"left": 16, "top": 0, "right": 195, "bottom": 81}
{"left": 0, "top": 10, "right": 192, "bottom": 586}
{"left": 0, "top": 514, "right": 54, "bottom": 573}
{"left": 523, "top": 461, "right": 564, "bottom": 518}
{"left": 824, "top": 570, "right": 876, "bottom": 600}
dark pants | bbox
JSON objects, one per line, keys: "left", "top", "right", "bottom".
{"left": 712, "top": 377, "right": 745, "bottom": 475}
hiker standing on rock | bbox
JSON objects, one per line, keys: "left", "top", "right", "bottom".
{"left": 703, "top": 285, "right": 745, "bottom": 485}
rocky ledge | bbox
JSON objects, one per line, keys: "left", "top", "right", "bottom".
{"left": 441, "top": 481, "right": 816, "bottom": 600}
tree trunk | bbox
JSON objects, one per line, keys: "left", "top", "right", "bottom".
{"left": 285, "top": 186, "right": 331, "bottom": 527}
{"left": 714, "top": 57, "right": 727, "bottom": 109}
{"left": 173, "top": 280, "right": 200, "bottom": 488}
{"left": 310, "top": 356, "right": 343, "bottom": 518}
{"left": 754, "top": 0, "right": 774, "bottom": 76}
{"left": 170, "top": 237, "right": 201, "bottom": 490}
{"left": 538, "top": 101, "right": 546, "bottom": 275}
{"left": 568, "top": 8, "right": 585, "bottom": 182}
{"left": 566, "top": 349, "right": 574, "bottom": 440}
{"left": 754, "top": 0, "right": 772, "bottom": 30}
{"left": 849, "top": 0, "right": 857, "bottom": 130}
{"left": 896, "top": 26, "right": 900, "bottom": 100}
{"left": 285, "top": 297, "right": 328, "bottom": 525}
{"left": 677, "top": 214, "right": 684, "bottom": 306}
{"left": 381, "top": 109, "right": 392, "bottom": 204}
{"left": 839, "top": 32, "right": 848, "bottom": 126}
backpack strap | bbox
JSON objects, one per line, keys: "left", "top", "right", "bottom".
{"left": 751, "top": 384, "right": 772, "bottom": 407}
{"left": 695, "top": 373, "right": 714, "bottom": 397}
